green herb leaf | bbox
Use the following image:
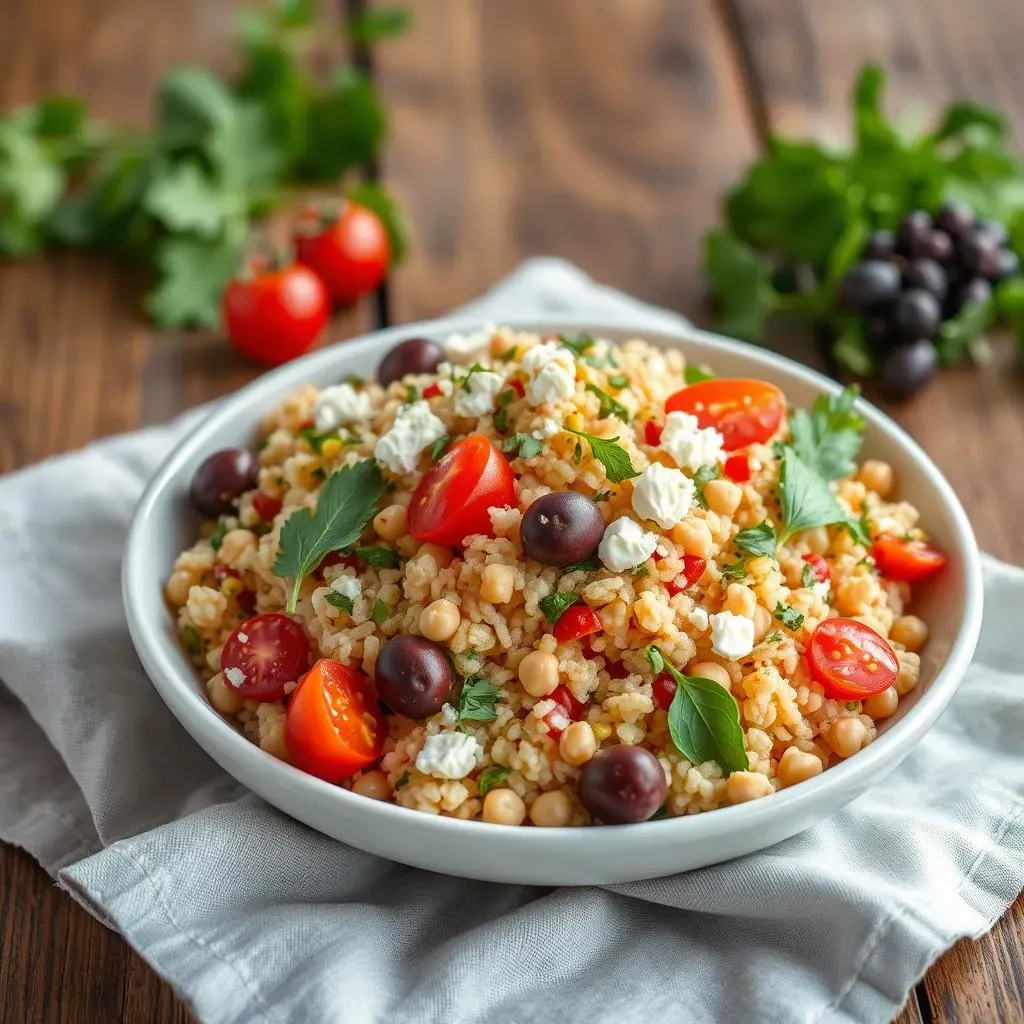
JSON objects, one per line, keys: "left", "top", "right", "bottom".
{"left": 650, "top": 803, "right": 669, "bottom": 820}
{"left": 565, "top": 427, "right": 639, "bottom": 483}
{"left": 607, "top": 373, "right": 629, "bottom": 389}
{"left": 495, "top": 346, "right": 518, "bottom": 363}
{"left": 777, "top": 448, "right": 847, "bottom": 548}
{"left": 788, "top": 385, "right": 865, "bottom": 481}
{"left": 764, "top": 631, "right": 783, "bottom": 644}
{"left": 371, "top": 598, "right": 390, "bottom": 625}
{"left": 143, "top": 161, "right": 238, "bottom": 238}
{"left": 720, "top": 560, "right": 748, "bottom": 582}
{"left": 145, "top": 236, "right": 241, "bottom": 329}
{"left": 298, "top": 426, "right": 343, "bottom": 454}
{"left": 404, "top": 384, "right": 420, "bottom": 404}
{"left": 395, "top": 770, "right": 410, "bottom": 790}
{"left": 585, "top": 382, "right": 630, "bottom": 421}
{"left": 703, "top": 228, "right": 779, "bottom": 342}
{"left": 501, "top": 433, "right": 544, "bottom": 459}
{"left": 633, "top": 566, "right": 650, "bottom": 579}
{"left": 182, "top": 625, "right": 201, "bottom": 654}
{"left": 354, "top": 545, "right": 401, "bottom": 569}
{"left": 774, "top": 603, "right": 805, "bottom": 630}
{"left": 572, "top": 441, "right": 583, "bottom": 465}
{"left": 648, "top": 646, "right": 748, "bottom": 774}
{"left": 843, "top": 510, "right": 873, "bottom": 547}
{"left": 592, "top": 490, "right": 612, "bottom": 503}
{"left": 476, "top": 765, "right": 512, "bottom": 798}
{"left": 209, "top": 520, "right": 229, "bottom": 552}
{"left": 692, "top": 464, "right": 721, "bottom": 510}
{"left": 301, "top": 68, "right": 384, "bottom": 181}
{"left": 734, "top": 520, "right": 777, "bottom": 559}
{"left": 936, "top": 298, "right": 994, "bottom": 366}
{"left": 457, "top": 677, "right": 501, "bottom": 724}
{"left": 684, "top": 364, "right": 716, "bottom": 385}
{"left": 557, "top": 331, "right": 595, "bottom": 357}
{"left": 326, "top": 591, "right": 355, "bottom": 615}
{"left": 347, "top": 5, "right": 412, "bottom": 44}
{"left": 801, "top": 563, "right": 817, "bottom": 588}
{"left": 539, "top": 592, "right": 581, "bottom": 624}
{"left": 273, "top": 460, "right": 385, "bottom": 612}
{"left": 429, "top": 433, "right": 451, "bottom": 463}
{"left": 563, "top": 552, "right": 601, "bottom": 573}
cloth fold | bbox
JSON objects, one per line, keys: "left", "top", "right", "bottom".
{"left": 2, "top": 257, "right": 1023, "bottom": 1024}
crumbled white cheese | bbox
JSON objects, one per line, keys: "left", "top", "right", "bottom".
{"left": 631, "top": 462, "right": 695, "bottom": 530}
{"left": 522, "top": 342, "right": 576, "bottom": 405}
{"left": 331, "top": 576, "right": 361, "bottom": 600}
{"left": 661, "top": 411, "right": 725, "bottom": 473}
{"left": 415, "top": 732, "right": 481, "bottom": 779}
{"left": 533, "top": 417, "right": 561, "bottom": 439}
{"left": 224, "top": 666, "right": 245, "bottom": 689}
{"left": 441, "top": 703, "right": 459, "bottom": 725}
{"left": 313, "top": 384, "right": 372, "bottom": 432}
{"left": 453, "top": 370, "right": 505, "bottom": 417}
{"left": 374, "top": 401, "right": 447, "bottom": 474}
{"left": 710, "top": 611, "right": 755, "bottom": 661}
{"left": 812, "top": 580, "right": 831, "bottom": 603}
{"left": 687, "top": 607, "right": 710, "bottom": 632}
{"left": 443, "top": 325, "right": 495, "bottom": 365}
{"left": 598, "top": 517, "right": 659, "bottom": 572}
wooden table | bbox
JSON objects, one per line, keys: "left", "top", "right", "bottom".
{"left": 2, "top": 1, "right": 1023, "bottom": 1021}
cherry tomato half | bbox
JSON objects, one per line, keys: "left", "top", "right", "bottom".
{"left": 251, "top": 491, "right": 283, "bottom": 521}
{"left": 543, "top": 684, "right": 588, "bottom": 738}
{"left": 408, "top": 434, "right": 516, "bottom": 546}
{"left": 724, "top": 455, "right": 751, "bottom": 482}
{"left": 285, "top": 659, "right": 385, "bottom": 782}
{"left": 644, "top": 421, "right": 663, "bottom": 446}
{"left": 652, "top": 672, "right": 677, "bottom": 710}
{"left": 664, "top": 554, "right": 707, "bottom": 595}
{"left": 665, "top": 378, "right": 786, "bottom": 451}
{"left": 223, "top": 261, "right": 328, "bottom": 367}
{"left": 872, "top": 536, "right": 948, "bottom": 583}
{"left": 807, "top": 618, "right": 898, "bottom": 700}
{"left": 220, "top": 612, "right": 311, "bottom": 701}
{"left": 553, "top": 605, "right": 602, "bottom": 644}
{"left": 803, "top": 553, "right": 830, "bottom": 584}
{"left": 294, "top": 202, "right": 390, "bottom": 306}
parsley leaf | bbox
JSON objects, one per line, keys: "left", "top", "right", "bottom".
{"left": 395, "top": 771, "right": 410, "bottom": 790}
{"left": 651, "top": 803, "right": 669, "bottom": 820}
{"left": 209, "top": 519, "right": 229, "bottom": 551}
{"left": 647, "top": 646, "right": 748, "bottom": 774}
{"left": 299, "top": 426, "right": 343, "bottom": 454}
{"left": 801, "top": 563, "right": 817, "bottom": 588}
{"left": 774, "top": 603, "right": 805, "bottom": 630}
{"left": 684, "top": 364, "right": 716, "bottom": 385}
{"left": 557, "top": 331, "right": 595, "bottom": 358}
{"left": 501, "top": 433, "right": 544, "bottom": 459}
{"left": 607, "top": 373, "right": 629, "bottom": 389}
{"left": 181, "top": 625, "right": 201, "bottom": 654}
{"left": 734, "top": 520, "right": 777, "bottom": 559}
{"left": 565, "top": 427, "right": 639, "bottom": 483}
{"left": 539, "top": 592, "right": 581, "bottom": 624}
{"left": 344, "top": 373, "right": 365, "bottom": 388}
{"left": 354, "top": 545, "right": 401, "bottom": 569}
{"left": 273, "top": 460, "right": 385, "bottom": 612}
{"left": 457, "top": 677, "right": 501, "bottom": 724}
{"left": 585, "top": 382, "right": 630, "bottom": 421}
{"left": 495, "top": 346, "right": 518, "bottom": 363}
{"left": 720, "top": 560, "right": 748, "bottom": 581}
{"left": 593, "top": 490, "right": 612, "bottom": 502}
{"left": 764, "top": 631, "right": 783, "bottom": 644}
{"left": 326, "top": 592, "right": 354, "bottom": 614}
{"left": 844, "top": 509, "right": 873, "bottom": 547}
{"left": 563, "top": 551, "right": 601, "bottom": 573}
{"left": 429, "top": 434, "right": 451, "bottom": 463}
{"left": 146, "top": 236, "right": 241, "bottom": 329}
{"left": 476, "top": 765, "right": 512, "bottom": 797}
{"left": 692, "top": 464, "right": 721, "bottom": 510}
{"left": 371, "top": 598, "right": 390, "bottom": 625}
{"left": 789, "top": 385, "right": 865, "bottom": 481}
{"left": 777, "top": 448, "right": 847, "bottom": 548}
{"left": 404, "top": 384, "right": 420, "bottom": 404}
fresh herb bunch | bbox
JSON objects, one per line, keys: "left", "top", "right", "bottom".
{"left": 0, "top": 0, "right": 411, "bottom": 328}
{"left": 704, "top": 64, "right": 1024, "bottom": 381}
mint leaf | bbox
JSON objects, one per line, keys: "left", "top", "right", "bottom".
{"left": 273, "top": 460, "right": 385, "bottom": 612}
{"left": 585, "top": 383, "right": 629, "bottom": 421}
{"left": 789, "top": 385, "right": 865, "bottom": 481}
{"left": 354, "top": 545, "right": 401, "bottom": 569}
{"left": 501, "top": 433, "right": 544, "bottom": 459}
{"left": 648, "top": 646, "right": 748, "bottom": 775}
{"left": 734, "top": 520, "right": 776, "bottom": 559}
{"left": 457, "top": 677, "right": 501, "bottom": 724}
{"left": 565, "top": 427, "right": 638, "bottom": 484}
{"left": 326, "top": 592, "right": 354, "bottom": 614}
{"left": 371, "top": 598, "right": 390, "bottom": 625}
{"left": 774, "top": 603, "right": 804, "bottom": 630}
{"left": 692, "top": 464, "right": 720, "bottom": 510}
{"left": 777, "top": 448, "right": 846, "bottom": 547}
{"left": 476, "top": 765, "right": 511, "bottom": 798}
{"left": 539, "top": 592, "right": 581, "bottom": 625}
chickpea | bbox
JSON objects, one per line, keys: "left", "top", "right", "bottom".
{"left": 857, "top": 459, "right": 895, "bottom": 500}
{"left": 704, "top": 479, "right": 743, "bottom": 517}
{"left": 419, "top": 598, "right": 460, "bottom": 642}
{"left": 777, "top": 746, "right": 823, "bottom": 788}
{"left": 687, "top": 661, "right": 732, "bottom": 689}
{"left": 218, "top": 528, "right": 257, "bottom": 565}
{"left": 890, "top": 615, "right": 928, "bottom": 653}
{"left": 207, "top": 671, "right": 244, "bottom": 715}
{"left": 752, "top": 605, "right": 773, "bottom": 643}
{"left": 165, "top": 569, "right": 195, "bottom": 607}
{"left": 483, "top": 787, "right": 526, "bottom": 825}
{"left": 480, "top": 563, "right": 515, "bottom": 604}
{"left": 259, "top": 722, "right": 290, "bottom": 762}
{"left": 725, "top": 770, "right": 774, "bottom": 805}
{"left": 373, "top": 504, "right": 407, "bottom": 542}
{"left": 519, "top": 650, "right": 560, "bottom": 697}
{"left": 352, "top": 770, "right": 392, "bottom": 800}
{"left": 864, "top": 686, "right": 899, "bottom": 719}
{"left": 895, "top": 651, "right": 921, "bottom": 695}
{"left": 559, "top": 722, "right": 597, "bottom": 766}
{"left": 723, "top": 582, "right": 757, "bottom": 619}
{"left": 828, "top": 717, "right": 867, "bottom": 758}
{"left": 529, "top": 789, "right": 574, "bottom": 827}
{"left": 671, "top": 517, "right": 713, "bottom": 559}
{"left": 418, "top": 542, "right": 454, "bottom": 569}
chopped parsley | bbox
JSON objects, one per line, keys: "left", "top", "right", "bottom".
{"left": 394, "top": 771, "right": 410, "bottom": 790}
{"left": 457, "top": 677, "right": 502, "bottom": 724}
{"left": 501, "top": 433, "right": 544, "bottom": 459}
{"left": 326, "top": 592, "right": 355, "bottom": 614}
{"left": 493, "top": 388, "right": 518, "bottom": 432}
{"left": 563, "top": 551, "right": 602, "bottom": 573}
{"left": 845, "top": 700, "right": 863, "bottom": 712}
{"left": 496, "top": 346, "right": 519, "bottom": 362}
{"left": 572, "top": 440, "right": 583, "bottom": 464}
{"left": 774, "top": 603, "right": 805, "bottom": 630}
{"left": 844, "top": 509, "right": 874, "bottom": 547}
{"left": 801, "top": 563, "right": 817, "bottom": 588}
{"left": 298, "top": 426, "right": 345, "bottom": 454}
{"left": 585, "top": 382, "right": 630, "bottom": 421}
{"left": 557, "top": 331, "right": 617, "bottom": 368}
{"left": 477, "top": 766, "right": 512, "bottom": 797}
{"left": 684, "top": 364, "right": 716, "bottom": 385}
{"left": 539, "top": 591, "right": 582, "bottom": 624}
{"left": 764, "top": 631, "right": 784, "bottom": 644}
{"left": 429, "top": 433, "right": 452, "bottom": 462}
{"left": 691, "top": 464, "right": 721, "bottom": 510}
{"left": 593, "top": 490, "right": 612, "bottom": 502}
{"left": 371, "top": 598, "right": 390, "bottom": 625}
{"left": 404, "top": 384, "right": 420, "bottom": 404}
{"left": 720, "top": 560, "right": 748, "bottom": 582}
{"left": 650, "top": 803, "right": 669, "bottom": 820}
{"left": 354, "top": 545, "right": 402, "bottom": 569}
{"left": 209, "top": 519, "right": 228, "bottom": 552}
{"left": 310, "top": 467, "right": 326, "bottom": 481}
{"left": 564, "top": 426, "right": 639, "bottom": 483}
{"left": 734, "top": 520, "right": 777, "bottom": 559}
{"left": 344, "top": 373, "right": 365, "bottom": 388}
{"left": 633, "top": 566, "right": 650, "bottom": 579}
{"left": 607, "top": 373, "right": 629, "bottom": 389}
{"left": 182, "top": 625, "right": 201, "bottom": 654}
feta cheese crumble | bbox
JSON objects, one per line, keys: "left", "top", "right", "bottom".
{"left": 522, "top": 342, "right": 576, "bottom": 405}
{"left": 374, "top": 401, "right": 447, "bottom": 474}
{"left": 710, "top": 611, "right": 755, "bottom": 661}
{"left": 687, "top": 607, "right": 710, "bottom": 632}
{"left": 331, "top": 576, "right": 361, "bottom": 600}
{"left": 631, "top": 462, "right": 695, "bottom": 530}
{"left": 453, "top": 370, "right": 505, "bottom": 417}
{"left": 313, "top": 384, "right": 372, "bottom": 432}
{"left": 443, "top": 325, "right": 495, "bottom": 365}
{"left": 415, "top": 732, "right": 481, "bottom": 779}
{"left": 661, "top": 411, "right": 725, "bottom": 473}
{"left": 533, "top": 417, "right": 561, "bottom": 439}
{"left": 224, "top": 666, "right": 245, "bottom": 689}
{"left": 598, "top": 517, "right": 659, "bottom": 572}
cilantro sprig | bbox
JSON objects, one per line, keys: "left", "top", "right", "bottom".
{"left": 564, "top": 426, "right": 639, "bottom": 483}
{"left": 789, "top": 386, "right": 865, "bottom": 481}
{"left": 585, "top": 383, "right": 630, "bottom": 422}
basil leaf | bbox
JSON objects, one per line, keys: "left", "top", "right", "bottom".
{"left": 477, "top": 765, "right": 512, "bottom": 797}
{"left": 734, "top": 520, "right": 776, "bottom": 559}
{"left": 539, "top": 592, "right": 581, "bottom": 625}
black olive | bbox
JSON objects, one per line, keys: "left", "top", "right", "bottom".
{"left": 577, "top": 746, "right": 667, "bottom": 825}
{"left": 895, "top": 210, "right": 932, "bottom": 256}
{"left": 903, "top": 258, "right": 947, "bottom": 301}
{"left": 375, "top": 636, "right": 454, "bottom": 719}
{"left": 860, "top": 230, "right": 895, "bottom": 262}
{"left": 933, "top": 201, "right": 975, "bottom": 240}
{"left": 190, "top": 449, "right": 259, "bottom": 518}
{"left": 893, "top": 289, "right": 941, "bottom": 340}
{"left": 377, "top": 338, "right": 446, "bottom": 388}
{"left": 520, "top": 491, "right": 605, "bottom": 567}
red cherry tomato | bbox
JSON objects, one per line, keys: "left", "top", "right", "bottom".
{"left": 407, "top": 434, "right": 516, "bottom": 546}
{"left": 652, "top": 672, "right": 677, "bottom": 710}
{"left": 220, "top": 612, "right": 310, "bottom": 701}
{"left": 251, "top": 492, "right": 283, "bottom": 521}
{"left": 806, "top": 618, "right": 898, "bottom": 699}
{"left": 665, "top": 379, "right": 786, "bottom": 451}
{"left": 543, "top": 684, "right": 588, "bottom": 738}
{"left": 553, "top": 605, "right": 602, "bottom": 644}
{"left": 872, "top": 536, "right": 948, "bottom": 583}
{"left": 294, "top": 202, "right": 390, "bottom": 306}
{"left": 509, "top": 378, "right": 525, "bottom": 398}
{"left": 644, "top": 421, "right": 663, "bottom": 446}
{"left": 212, "top": 564, "right": 240, "bottom": 584}
{"left": 724, "top": 455, "right": 750, "bottom": 482}
{"left": 665, "top": 554, "right": 707, "bottom": 595}
{"left": 285, "top": 659, "right": 385, "bottom": 782}
{"left": 422, "top": 382, "right": 442, "bottom": 399}
{"left": 223, "top": 261, "right": 328, "bottom": 367}
{"left": 803, "top": 553, "right": 830, "bottom": 584}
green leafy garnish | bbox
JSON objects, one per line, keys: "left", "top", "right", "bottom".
{"left": 633, "top": 566, "right": 650, "bottom": 579}
{"left": 562, "top": 551, "right": 601, "bottom": 573}
{"left": 764, "top": 632, "right": 784, "bottom": 644}
{"left": 557, "top": 331, "right": 616, "bottom": 368}
{"left": 607, "top": 373, "right": 629, "bottom": 389}
{"left": 733, "top": 520, "right": 777, "bottom": 559}
{"left": 273, "top": 460, "right": 385, "bottom": 613}
{"left": 592, "top": 490, "right": 612, "bottom": 503}
{"left": 650, "top": 803, "right": 669, "bottom": 821}
{"left": 565, "top": 427, "right": 639, "bottom": 483}
{"left": 298, "top": 426, "right": 344, "bottom": 454}
{"left": 789, "top": 386, "right": 865, "bottom": 482}
{"left": 344, "top": 373, "right": 365, "bottom": 388}
{"left": 395, "top": 771, "right": 410, "bottom": 790}
{"left": 646, "top": 646, "right": 748, "bottom": 775}
{"left": 684, "top": 365, "right": 716, "bottom": 385}
{"left": 501, "top": 433, "right": 544, "bottom": 459}
{"left": 539, "top": 592, "right": 581, "bottom": 625}
{"left": 801, "top": 563, "right": 817, "bottom": 588}
{"left": 844, "top": 510, "right": 874, "bottom": 547}
{"left": 572, "top": 441, "right": 583, "bottom": 464}
{"left": 495, "top": 346, "right": 519, "bottom": 363}
{"left": 310, "top": 467, "right": 326, "bottom": 481}
{"left": 585, "top": 382, "right": 630, "bottom": 421}
{"left": 457, "top": 677, "right": 502, "bottom": 724}
{"left": 493, "top": 388, "right": 517, "bottom": 432}
{"left": 774, "top": 604, "right": 805, "bottom": 630}
{"left": 371, "top": 598, "right": 390, "bottom": 626}
{"left": 326, "top": 592, "right": 354, "bottom": 614}
{"left": 720, "top": 560, "right": 748, "bottom": 582}
{"left": 777, "top": 448, "right": 847, "bottom": 548}
{"left": 429, "top": 434, "right": 451, "bottom": 463}
{"left": 476, "top": 765, "right": 512, "bottom": 798}
{"left": 182, "top": 625, "right": 201, "bottom": 654}
{"left": 354, "top": 545, "right": 401, "bottom": 569}
{"left": 692, "top": 464, "right": 720, "bottom": 510}
{"left": 404, "top": 384, "right": 420, "bottom": 404}
{"left": 209, "top": 519, "right": 229, "bottom": 552}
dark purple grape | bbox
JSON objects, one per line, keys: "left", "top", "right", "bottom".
{"left": 520, "top": 491, "right": 605, "bottom": 567}
{"left": 903, "top": 258, "right": 947, "bottom": 301}
{"left": 864, "top": 313, "right": 895, "bottom": 348}
{"left": 993, "top": 248, "right": 1021, "bottom": 282}
{"left": 376, "top": 337, "right": 445, "bottom": 388}
{"left": 375, "top": 636, "right": 454, "bottom": 719}
{"left": 896, "top": 211, "right": 932, "bottom": 256}
{"left": 917, "top": 230, "right": 952, "bottom": 263}
{"left": 934, "top": 201, "right": 975, "bottom": 240}
{"left": 861, "top": 230, "right": 895, "bottom": 261}
{"left": 190, "top": 449, "right": 259, "bottom": 518}
{"left": 577, "top": 746, "right": 667, "bottom": 825}
{"left": 893, "top": 289, "right": 941, "bottom": 340}
{"left": 974, "top": 218, "right": 1008, "bottom": 248}
{"left": 958, "top": 231, "right": 1001, "bottom": 279}
{"left": 958, "top": 277, "right": 993, "bottom": 307}
{"left": 837, "top": 260, "right": 901, "bottom": 311}
{"left": 879, "top": 340, "right": 938, "bottom": 399}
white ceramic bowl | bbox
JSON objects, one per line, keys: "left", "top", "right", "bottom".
{"left": 123, "top": 316, "right": 983, "bottom": 885}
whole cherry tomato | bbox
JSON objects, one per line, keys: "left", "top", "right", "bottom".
{"left": 872, "top": 536, "right": 947, "bottom": 583}
{"left": 806, "top": 617, "right": 898, "bottom": 700}
{"left": 665, "top": 378, "right": 786, "bottom": 451}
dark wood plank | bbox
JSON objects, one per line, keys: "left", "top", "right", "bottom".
{"left": 730, "top": 3, "right": 1024, "bottom": 1021}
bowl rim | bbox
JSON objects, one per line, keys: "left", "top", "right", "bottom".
{"left": 123, "top": 313, "right": 984, "bottom": 851}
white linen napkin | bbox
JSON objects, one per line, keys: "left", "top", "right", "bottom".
{"left": 2, "top": 257, "right": 1023, "bottom": 1024}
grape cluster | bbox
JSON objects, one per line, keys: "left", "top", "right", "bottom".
{"left": 838, "top": 202, "right": 1019, "bottom": 397}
